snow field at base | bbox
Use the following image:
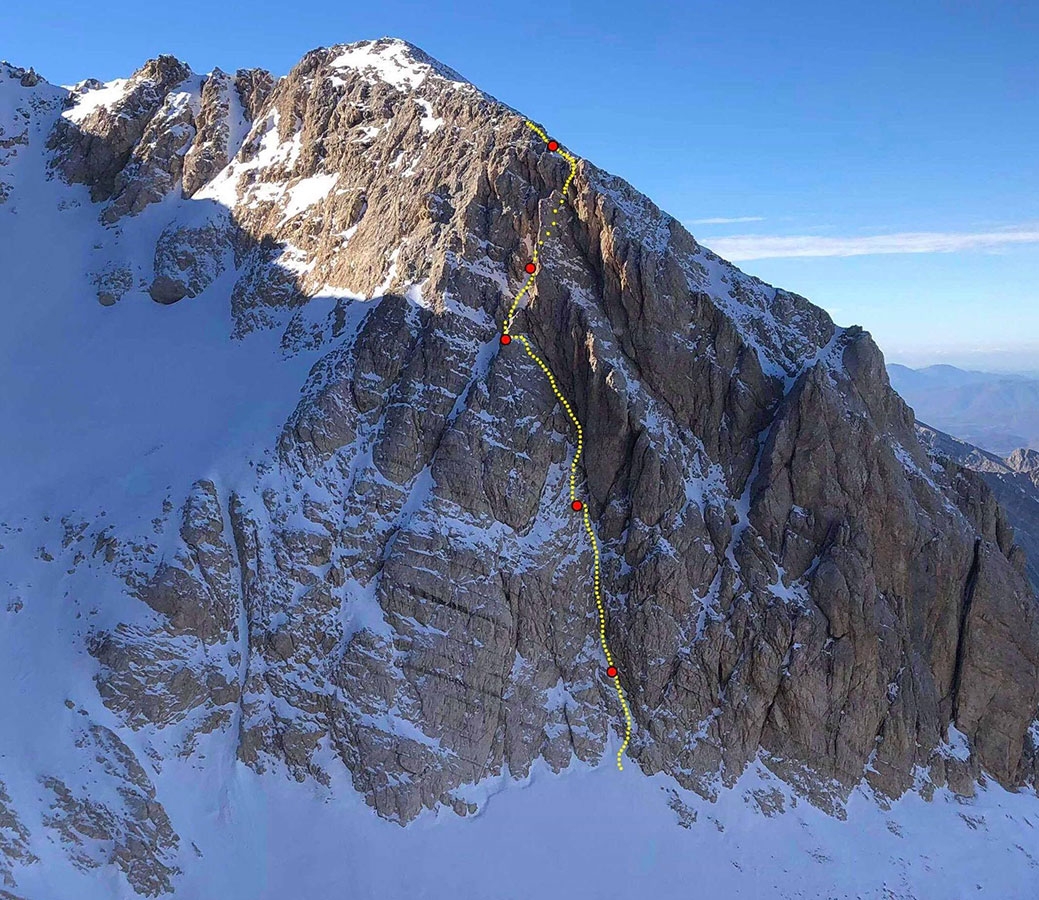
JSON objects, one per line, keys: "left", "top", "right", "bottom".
{"left": 15, "top": 734, "right": 1039, "bottom": 900}
{"left": 177, "top": 754, "right": 1039, "bottom": 900}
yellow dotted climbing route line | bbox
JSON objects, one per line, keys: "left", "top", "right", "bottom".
{"left": 503, "top": 271, "right": 536, "bottom": 335}
{"left": 503, "top": 123, "right": 633, "bottom": 771}
{"left": 502, "top": 122, "right": 578, "bottom": 336}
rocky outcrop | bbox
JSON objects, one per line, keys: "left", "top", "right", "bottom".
{"left": 1008, "top": 448, "right": 1039, "bottom": 480}
{"left": 91, "top": 480, "right": 242, "bottom": 730}
{"left": 92, "top": 264, "right": 135, "bottom": 306}
{"left": 48, "top": 56, "right": 271, "bottom": 226}
{"left": 919, "top": 423, "right": 1039, "bottom": 592}
{"left": 0, "top": 781, "right": 36, "bottom": 889}
{"left": 181, "top": 67, "right": 273, "bottom": 197}
{"left": 40, "top": 725, "right": 180, "bottom": 896}
{"left": 181, "top": 68, "right": 234, "bottom": 198}
{"left": 149, "top": 220, "right": 229, "bottom": 304}
{"left": 49, "top": 56, "right": 193, "bottom": 204}
{"left": 71, "top": 36, "right": 1039, "bottom": 824}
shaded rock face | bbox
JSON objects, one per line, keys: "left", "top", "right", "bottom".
{"left": 149, "top": 220, "right": 229, "bottom": 304}
{"left": 0, "top": 781, "right": 36, "bottom": 888}
{"left": 40, "top": 725, "right": 180, "bottom": 896}
{"left": 6, "top": 34, "right": 1039, "bottom": 874}
{"left": 918, "top": 423, "right": 1039, "bottom": 593}
{"left": 91, "top": 479, "right": 242, "bottom": 732}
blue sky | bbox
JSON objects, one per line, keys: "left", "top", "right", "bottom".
{"left": 4, "top": 0, "right": 1037, "bottom": 370}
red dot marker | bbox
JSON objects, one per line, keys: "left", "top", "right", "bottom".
{"left": 607, "top": 666, "right": 618, "bottom": 678}
{"left": 524, "top": 262, "right": 536, "bottom": 274}
{"left": 571, "top": 500, "right": 583, "bottom": 512}
{"left": 500, "top": 334, "right": 511, "bottom": 345}
{"left": 548, "top": 140, "right": 559, "bottom": 152}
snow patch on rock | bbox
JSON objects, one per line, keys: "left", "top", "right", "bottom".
{"left": 329, "top": 38, "right": 470, "bottom": 91}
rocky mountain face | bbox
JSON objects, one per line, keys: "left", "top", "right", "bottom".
{"left": 917, "top": 423, "right": 1039, "bottom": 593}
{"left": 1, "top": 39, "right": 1038, "bottom": 897}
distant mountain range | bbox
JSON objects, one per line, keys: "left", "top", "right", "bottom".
{"left": 888, "top": 364, "right": 1039, "bottom": 456}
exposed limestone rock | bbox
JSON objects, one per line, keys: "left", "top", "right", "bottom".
{"left": 99, "top": 86, "right": 197, "bottom": 225}
{"left": 18, "top": 68, "right": 42, "bottom": 88}
{"left": 0, "top": 781, "right": 36, "bottom": 888}
{"left": 149, "top": 219, "right": 229, "bottom": 304}
{"left": 229, "top": 242, "right": 307, "bottom": 336}
{"left": 49, "top": 56, "right": 193, "bottom": 206}
{"left": 919, "top": 423, "right": 1039, "bottom": 592}
{"left": 40, "top": 725, "right": 179, "bottom": 896}
{"left": 1008, "top": 448, "right": 1039, "bottom": 479}
{"left": 91, "top": 623, "right": 240, "bottom": 730}
{"left": 232, "top": 67, "right": 275, "bottom": 123}
{"left": 92, "top": 264, "right": 134, "bottom": 306}
{"left": 90, "top": 480, "right": 242, "bottom": 732}
{"left": 142, "top": 479, "right": 240, "bottom": 641}
{"left": 181, "top": 68, "right": 234, "bottom": 198}
{"left": 178, "top": 66, "right": 272, "bottom": 199}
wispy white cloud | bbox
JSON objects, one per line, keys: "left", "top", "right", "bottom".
{"left": 687, "top": 215, "right": 765, "bottom": 225}
{"left": 705, "top": 228, "right": 1039, "bottom": 260}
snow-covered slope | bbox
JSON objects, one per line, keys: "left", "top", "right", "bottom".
{"left": 0, "top": 63, "right": 317, "bottom": 517}
{"left": 1, "top": 42, "right": 1038, "bottom": 899}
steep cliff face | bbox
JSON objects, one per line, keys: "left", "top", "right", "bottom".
{"left": 917, "top": 424, "right": 1039, "bottom": 593}
{"left": 1, "top": 40, "right": 1038, "bottom": 896}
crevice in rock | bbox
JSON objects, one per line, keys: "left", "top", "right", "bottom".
{"left": 950, "top": 537, "right": 982, "bottom": 722}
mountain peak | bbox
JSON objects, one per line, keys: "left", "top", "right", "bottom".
{"left": 0, "top": 60, "right": 45, "bottom": 88}
{"left": 307, "top": 37, "right": 472, "bottom": 92}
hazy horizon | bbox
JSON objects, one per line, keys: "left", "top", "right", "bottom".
{"left": 880, "top": 345, "right": 1039, "bottom": 375}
